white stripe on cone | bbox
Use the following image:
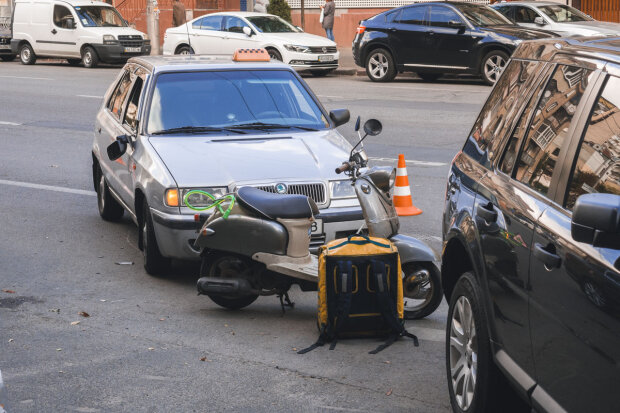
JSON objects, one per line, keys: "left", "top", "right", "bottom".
{"left": 394, "top": 185, "right": 411, "bottom": 196}
{"left": 397, "top": 167, "right": 408, "bottom": 175}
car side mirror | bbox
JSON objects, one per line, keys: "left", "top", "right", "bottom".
{"left": 534, "top": 16, "right": 546, "bottom": 25}
{"left": 65, "top": 17, "right": 75, "bottom": 29}
{"left": 329, "top": 109, "right": 350, "bottom": 128}
{"left": 363, "top": 119, "right": 382, "bottom": 136}
{"left": 107, "top": 135, "right": 129, "bottom": 161}
{"left": 242, "top": 26, "right": 253, "bottom": 37}
{"left": 354, "top": 115, "right": 361, "bottom": 132}
{"left": 571, "top": 193, "right": 620, "bottom": 250}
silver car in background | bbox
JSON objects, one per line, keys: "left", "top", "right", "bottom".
{"left": 492, "top": 1, "right": 620, "bottom": 37}
{"left": 92, "top": 55, "right": 363, "bottom": 275}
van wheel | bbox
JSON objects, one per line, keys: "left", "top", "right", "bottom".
{"left": 141, "top": 201, "right": 171, "bottom": 275}
{"left": 365, "top": 48, "right": 396, "bottom": 82}
{"left": 67, "top": 58, "right": 81, "bottom": 66}
{"left": 96, "top": 166, "right": 124, "bottom": 221}
{"left": 176, "top": 45, "right": 194, "bottom": 55}
{"left": 82, "top": 46, "right": 99, "bottom": 68}
{"left": 481, "top": 50, "right": 508, "bottom": 86}
{"left": 1, "top": 55, "right": 16, "bottom": 62}
{"left": 19, "top": 44, "right": 36, "bottom": 65}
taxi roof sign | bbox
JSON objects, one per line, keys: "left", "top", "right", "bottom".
{"left": 233, "top": 48, "right": 271, "bottom": 62}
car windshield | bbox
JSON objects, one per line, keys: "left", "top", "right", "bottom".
{"left": 246, "top": 16, "right": 300, "bottom": 33}
{"left": 74, "top": 6, "right": 127, "bottom": 27}
{"left": 538, "top": 5, "right": 592, "bottom": 22}
{"left": 147, "top": 70, "right": 330, "bottom": 134}
{"left": 455, "top": 4, "right": 513, "bottom": 27}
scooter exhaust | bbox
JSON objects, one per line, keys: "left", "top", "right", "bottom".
{"left": 196, "top": 277, "right": 254, "bottom": 296}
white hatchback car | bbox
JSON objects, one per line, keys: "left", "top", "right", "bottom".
{"left": 163, "top": 12, "right": 339, "bottom": 76}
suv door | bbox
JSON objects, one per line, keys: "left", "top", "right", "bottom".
{"left": 427, "top": 5, "right": 477, "bottom": 69}
{"left": 528, "top": 71, "right": 620, "bottom": 412}
{"left": 190, "top": 15, "right": 224, "bottom": 54}
{"left": 388, "top": 5, "right": 431, "bottom": 66}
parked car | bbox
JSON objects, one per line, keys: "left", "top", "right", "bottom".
{"left": 10, "top": 0, "right": 150, "bottom": 67}
{"left": 352, "top": 1, "right": 555, "bottom": 85}
{"left": 92, "top": 52, "right": 364, "bottom": 275}
{"left": 442, "top": 36, "right": 620, "bottom": 412}
{"left": 492, "top": 1, "right": 620, "bottom": 37}
{"left": 163, "top": 12, "right": 339, "bottom": 76}
{"left": 0, "top": 19, "right": 14, "bottom": 62}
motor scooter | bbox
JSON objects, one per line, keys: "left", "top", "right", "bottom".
{"left": 194, "top": 118, "right": 442, "bottom": 319}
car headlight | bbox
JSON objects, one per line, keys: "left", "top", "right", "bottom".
{"left": 284, "top": 44, "right": 310, "bottom": 53}
{"left": 330, "top": 180, "right": 356, "bottom": 199}
{"left": 143, "top": 34, "right": 149, "bottom": 40}
{"left": 103, "top": 34, "right": 117, "bottom": 44}
{"left": 181, "top": 187, "right": 228, "bottom": 208}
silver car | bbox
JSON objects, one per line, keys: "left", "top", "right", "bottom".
{"left": 492, "top": 1, "right": 620, "bottom": 37}
{"left": 92, "top": 55, "right": 363, "bottom": 275}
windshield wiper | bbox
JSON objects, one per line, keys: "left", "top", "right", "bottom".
{"left": 151, "top": 126, "right": 247, "bottom": 135}
{"left": 228, "top": 122, "right": 318, "bottom": 132}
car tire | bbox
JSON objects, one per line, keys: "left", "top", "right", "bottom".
{"left": 267, "top": 48, "right": 282, "bottom": 61}
{"left": 176, "top": 45, "right": 194, "bottom": 55}
{"left": 402, "top": 262, "right": 443, "bottom": 320}
{"left": 96, "top": 166, "right": 124, "bottom": 221}
{"left": 19, "top": 43, "right": 36, "bottom": 65}
{"left": 481, "top": 50, "right": 508, "bottom": 86}
{"left": 365, "top": 48, "right": 396, "bottom": 82}
{"left": 67, "top": 58, "right": 81, "bottom": 66}
{"left": 310, "top": 69, "right": 333, "bottom": 77}
{"left": 82, "top": 46, "right": 99, "bottom": 69}
{"left": 1, "top": 55, "right": 16, "bottom": 62}
{"left": 141, "top": 201, "right": 171, "bottom": 276}
{"left": 201, "top": 253, "right": 259, "bottom": 310}
{"left": 417, "top": 72, "right": 442, "bottom": 82}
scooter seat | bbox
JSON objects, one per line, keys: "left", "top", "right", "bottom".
{"left": 236, "top": 186, "right": 318, "bottom": 220}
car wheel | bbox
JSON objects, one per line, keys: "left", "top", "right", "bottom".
{"left": 19, "top": 43, "right": 36, "bottom": 65}
{"left": 481, "top": 50, "right": 508, "bottom": 86}
{"left": 82, "top": 46, "right": 99, "bottom": 69}
{"left": 0, "top": 55, "right": 16, "bottom": 62}
{"left": 141, "top": 201, "right": 171, "bottom": 275}
{"left": 365, "top": 48, "right": 396, "bottom": 82}
{"left": 310, "top": 69, "right": 333, "bottom": 77}
{"left": 266, "top": 48, "right": 282, "bottom": 61}
{"left": 402, "top": 262, "right": 443, "bottom": 320}
{"left": 202, "top": 254, "right": 259, "bottom": 310}
{"left": 176, "top": 45, "right": 194, "bottom": 55}
{"left": 417, "top": 72, "right": 442, "bottom": 82}
{"left": 67, "top": 58, "right": 81, "bottom": 66}
{"left": 96, "top": 166, "right": 124, "bottom": 221}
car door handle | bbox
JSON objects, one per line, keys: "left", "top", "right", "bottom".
{"left": 427, "top": 30, "right": 435, "bottom": 36}
{"left": 388, "top": 27, "right": 397, "bottom": 32}
{"left": 476, "top": 203, "right": 497, "bottom": 224}
{"left": 534, "top": 243, "right": 561, "bottom": 269}
{"left": 51, "top": 29, "right": 57, "bottom": 35}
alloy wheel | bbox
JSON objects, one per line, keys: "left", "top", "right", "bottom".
{"left": 449, "top": 296, "right": 478, "bottom": 410}
{"left": 368, "top": 52, "right": 389, "bottom": 79}
{"left": 484, "top": 54, "right": 506, "bottom": 84}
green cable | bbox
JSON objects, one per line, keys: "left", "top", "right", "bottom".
{"left": 183, "top": 190, "right": 236, "bottom": 219}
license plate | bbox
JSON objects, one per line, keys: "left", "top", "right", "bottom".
{"left": 0, "top": 45, "right": 10, "bottom": 50}
{"left": 124, "top": 47, "right": 141, "bottom": 53}
{"left": 311, "top": 219, "right": 323, "bottom": 235}
{"left": 318, "top": 55, "right": 334, "bottom": 62}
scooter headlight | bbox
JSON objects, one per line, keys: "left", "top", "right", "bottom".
{"left": 389, "top": 168, "right": 396, "bottom": 189}
{"left": 330, "top": 180, "right": 356, "bottom": 199}
{"left": 181, "top": 187, "right": 228, "bottom": 208}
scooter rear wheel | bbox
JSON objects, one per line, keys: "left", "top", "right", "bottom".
{"left": 202, "top": 254, "right": 259, "bottom": 310}
{"left": 402, "top": 262, "right": 442, "bottom": 319}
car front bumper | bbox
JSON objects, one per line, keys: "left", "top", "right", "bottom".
{"left": 149, "top": 206, "right": 364, "bottom": 260}
{"left": 91, "top": 43, "right": 151, "bottom": 63}
{"left": 286, "top": 50, "right": 339, "bottom": 71}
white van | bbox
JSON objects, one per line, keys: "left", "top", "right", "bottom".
{"left": 10, "top": 0, "right": 151, "bottom": 67}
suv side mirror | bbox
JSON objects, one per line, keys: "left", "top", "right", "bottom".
{"left": 242, "top": 26, "right": 253, "bottom": 36}
{"left": 534, "top": 16, "right": 546, "bottom": 25}
{"left": 448, "top": 20, "right": 466, "bottom": 30}
{"left": 107, "top": 135, "right": 129, "bottom": 161}
{"left": 571, "top": 193, "right": 620, "bottom": 250}
{"left": 329, "top": 109, "right": 350, "bottom": 127}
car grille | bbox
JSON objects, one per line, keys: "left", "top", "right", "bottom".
{"left": 308, "top": 46, "right": 337, "bottom": 54}
{"left": 118, "top": 35, "right": 143, "bottom": 48}
{"left": 0, "top": 37, "right": 10, "bottom": 45}
{"left": 255, "top": 183, "right": 326, "bottom": 205}
{"left": 310, "top": 234, "right": 326, "bottom": 249}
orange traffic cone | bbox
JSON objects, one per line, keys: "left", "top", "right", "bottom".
{"left": 393, "top": 154, "right": 422, "bottom": 216}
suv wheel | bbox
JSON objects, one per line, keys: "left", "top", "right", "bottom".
{"left": 447, "top": 272, "right": 513, "bottom": 412}
{"left": 96, "top": 166, "right": 124, "bottom": 221}
{"left": 19, "top": 43, "right": 36, "bottom": 65}
{"left": 365, "top": 48, "right": 396, "bottom": 82}
{"left": 141, "top": 201, "right": 171, "bottom": 275}
{"left": 481, "top": 50, "right": 508, "bottom": 86}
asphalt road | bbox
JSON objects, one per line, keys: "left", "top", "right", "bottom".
{"left": 0, "top": 61, "right": 490, "bottom": 412}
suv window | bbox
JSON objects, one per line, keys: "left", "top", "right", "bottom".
{"left": 514, "top": 65, "right": 595, "bottom": 196}
{"left": 193, "top": 15, "right": 223, "bottom": 30}
{"left": 224, "top": 16, "right": 249, "bottom": 33}
{"left": 514, "top": 6, "right": 539, "bottom": 23}
{"left": 395, "top": 6, "right": 427, "bottom": 25}
{"left": 53, "top": 5, "right": 75, "bottom": 29}
{"left": 565, "top": 75, "right": 620, "bottom": 209}
{"left": 107, "top": 70, "right": 132, "bottom": 120}
{"left": 429, "top": 6, "right": 463, "bottom": 28}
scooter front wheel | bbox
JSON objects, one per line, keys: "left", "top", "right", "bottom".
{"left": 201, "top": 253, "right": 259, "bottom": 310}
{"left": 402, "top": 262, "right": 442, "bottom": 319}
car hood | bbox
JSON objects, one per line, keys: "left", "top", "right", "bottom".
{"left": 148, "top": 130, "right": 352, "bottom": 188}
{"left": 82, "top": 26, "right": 146, "bottom": 38}
{"left": 483, "top": 25, "right": 555, "bottom": 40}
{"left": 554, "top": 21, "right": 620, "bottom": 35}
{"left": 261, "top": 32, "right": 337, "bottom": 47}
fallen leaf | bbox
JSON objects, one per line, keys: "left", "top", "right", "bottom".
{"left": 100, "top": 299, "right": 107, "bottom": 302}
{"left": 292, "top": 348, "right": 298, "bottom": 351}
{"left": 56, "top": 348, "right": 62, "bottom": 351}
{"left": 78, "top": 311, "right": 90, "bottom": 318}
{"left": 50, "top": 164, "right": 58, "bottom": 168}
{"left": 70, "top": 321, "right": 80, "bottom": 326}
{"left": 384, "top": 360, "right": 391, "bottom": 364}
{"left": 230, "top": 331, "right": 235, "bottom": 335}
{"left": 49, "top": 308, "right": 60, "bottom": 313}
{"left": 224, "top": 323, "right": 228, "bottom": 327}
{"left": 159, "top": 318, "right": 166, "bottom": 321}
{"left": 115, "top": 261, "right": 134, "bottom": 265}
{"left": 199, "top": 357, "right": 207, "bottom": 362}
{"left": 386, "top": 389, "right": 392, "bottom": 396}
{"left": 1, "top": 289, "right": 15, "bottom": 294}
{"left": 148, "top": 347, "right": 155, "bottom": 351}
{"left": 8, "top": 338, "right": 13, "bottom": 343}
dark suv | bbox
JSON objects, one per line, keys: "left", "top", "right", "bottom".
{"left": 352, "top": 2, "right": 554, "bottom": 85}
{"left": 442, "top": 37, "right": 620, "bottom": 412}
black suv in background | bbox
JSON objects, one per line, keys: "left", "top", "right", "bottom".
{"left": 441, "top": 36, "right": 620, "bottom": 413}
{"left": 352, "top": 2, "right": 555, "bottom": 85}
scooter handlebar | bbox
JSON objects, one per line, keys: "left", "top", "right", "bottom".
{"left": 335, "top": 162, "right": 351, "bottom": 174}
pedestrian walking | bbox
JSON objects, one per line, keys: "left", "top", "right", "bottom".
{"left": 172, "top": 0, "right": 186, "bottom": 27}
{"left": 320, "top": 0, "right": 335, "bottom": 42}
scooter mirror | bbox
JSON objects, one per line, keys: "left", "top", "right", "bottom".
{"left": 364, "top": 119, "right": 382, "bottom": 136}
{"left": 354, "top": 116, "right": 361, "bottom": 132}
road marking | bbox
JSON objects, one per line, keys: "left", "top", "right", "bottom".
{"left": 0, "top": 179, "right": 96, "bottom": 197}
{"left": 370, "top": 157, "right": 446, "bottom": 167}
{"left": 0, "top": 121, "right": 21, "bottom": 126}
{"left": 77, "top": 95, "right": 103, "bottom": 99}
{"left": 316, "top": 95, "right": 344, "bottom": 99}
{"left": 0, "top": 75, "right": 52, "bottom": 81}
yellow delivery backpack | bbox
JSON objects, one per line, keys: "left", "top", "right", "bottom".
{"left": 298, "top": 235, "right": 419, "bottom": 354}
